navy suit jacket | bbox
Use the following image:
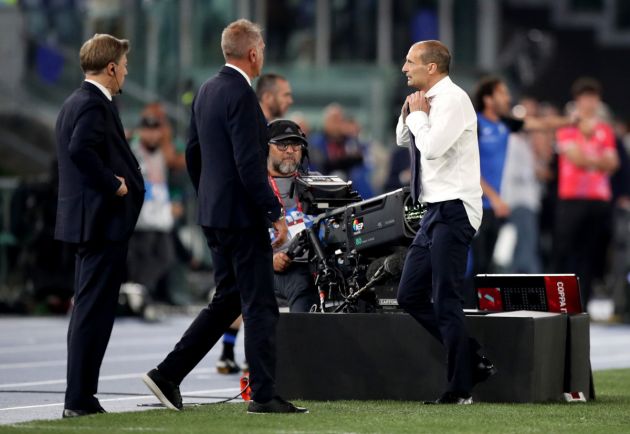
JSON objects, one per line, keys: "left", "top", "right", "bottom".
{"left": 55, "top": 81, "right": 144, "bottom": 243}
{"left": 186, "top": 66, "right": 282, "bottom": 228}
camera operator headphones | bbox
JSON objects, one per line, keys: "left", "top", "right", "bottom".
{"left": 267, "top": 118, "right": 309, "bottom": 173}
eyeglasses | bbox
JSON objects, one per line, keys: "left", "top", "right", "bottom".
{"left": 270, "top": 142, "right": 304, "bottom": 151}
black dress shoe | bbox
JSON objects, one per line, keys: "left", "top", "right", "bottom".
{"left": 473, "top": 356, "right": 498, "bottom": 385}
{"left": 62, "top": 407, "right": 106, "bottom": 418}
{"left": 247, "top": 396, "right": 309, "bottom": 414}
{"left": 424, "top": 391, "right": 473, "bottom": 405}
{"left": 142, "top": 368, "right": 183, "bottom": 410}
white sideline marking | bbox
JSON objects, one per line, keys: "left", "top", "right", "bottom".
{"left": 0, "top": 353, "right": 168, "bottom": 370}
{"left": 5, "top": 425, "right": 167, "bottom": 432}
{"left": 0, "top": 368, "right": 217, "bottom": 389}
{"left": 0, "top": 336, "right": 184, "bottom": 355}
{"left": 0, "top": 387, "right": 240, "bottom": 411}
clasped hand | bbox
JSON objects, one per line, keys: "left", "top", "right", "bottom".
{"left": 402, "top": 91, "right": 430, "bottom": 122}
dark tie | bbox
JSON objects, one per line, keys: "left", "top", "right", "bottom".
{"left": 405, "top": 107, "right": 422, "bottom": 203}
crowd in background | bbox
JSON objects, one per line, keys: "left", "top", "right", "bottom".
{"left": 3, "top": 71, "right": 630, "bottom": 323}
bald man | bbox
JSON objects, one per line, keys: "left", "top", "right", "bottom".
{"left": 395, "top": 40, "right": 496, "bottom": 404}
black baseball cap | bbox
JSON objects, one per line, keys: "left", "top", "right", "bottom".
{"left": 268, "top": 119, "right": 308, "bottom": 146}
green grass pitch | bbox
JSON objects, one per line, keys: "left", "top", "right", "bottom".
{"left": 2, "top": 369, "right": 630, "bottom": 434}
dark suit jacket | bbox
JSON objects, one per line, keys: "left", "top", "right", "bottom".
{"left": 186, "top": 66, "right": 281, "bottom": 228}
{"left": 55, "top": 81, "right": 144, "bottom": 243}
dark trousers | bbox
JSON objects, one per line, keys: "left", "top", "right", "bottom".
{"left": 471, "top": 208, "right": 502, "bottom": 274}
{"left": 65, "top": 239, "right": 128, "bottom": 410}
{"left": 158, "top": 226, "right": 279, "bottom": 402}
{"left": 274, "top": 263, "right": 317, "bottom": 312}
{"left": 397, "top": 200, "right": 479, "bottom": 395}
{"left": 554, "top": 199, "right": 612, "bottom": 305}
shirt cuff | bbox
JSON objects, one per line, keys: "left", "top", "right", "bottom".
{"left": 396, "top": 115, "right": 410, "bottom": 147}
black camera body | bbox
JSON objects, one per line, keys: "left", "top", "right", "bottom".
{"left": 292, "top": 175, "right": 425, "bottom": 311}
{"left": 317, "top": 187, "right": 422, "bottom": 254}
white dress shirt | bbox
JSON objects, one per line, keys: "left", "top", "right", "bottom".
{"left": 84, "top": 79, "right": 113, "bottom": 101}
{"left": 225, "top": 63, "right": 252, "bottom": 86}
{"left": 396, "top": 76, "right": 482, "bottom": 230}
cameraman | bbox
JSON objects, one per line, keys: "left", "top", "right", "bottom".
{"left": 267, "top": 119, "right": 318, "bottom": 312}
{"left": 215, "top": 119, "right": 318, "bottom": 375}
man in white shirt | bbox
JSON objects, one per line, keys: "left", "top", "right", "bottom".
{"left": 395, "top": 40, "right": 496, "bottom": 404}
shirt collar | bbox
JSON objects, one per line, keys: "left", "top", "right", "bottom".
{"left": 425, "top": 75, "right": 452, "bottom": 99}
{"left": 84, "top": 79, "right": 112, "bottom": 101}
{"left": 225, "top": 63, "right": 252, "bottom": 86}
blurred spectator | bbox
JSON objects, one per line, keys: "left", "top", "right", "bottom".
{"left": 531, "top": 103, "right": 561, "bottom": 271}
{"left": 471, "top": 77, "right": 522, "bottom": 275}
{"left": 125, "top": 112, "right": 180, "bottom": 306}
{"left": 554, "top": 77, "right": 619, "bottom": 306}
{"left": 471, "top": 78, "right": 569, "bottom": 275}
{"left": 310, "top": 103, "right": 374, "bottom": 198}
{"left": 256, "top": 73, "right": 294, "bottom": 121}
{"left": 139, "top": 102, "right": 186, "bottom": 171}
{"left": 501, "top": 98, "right": 554, "bottom": 273}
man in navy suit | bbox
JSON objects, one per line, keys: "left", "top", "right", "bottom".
{"left": 55, "top": 34, "right": 144, "bottom": 417}
{"left": 143, "top": 19, "right": 307, "bottom": 414}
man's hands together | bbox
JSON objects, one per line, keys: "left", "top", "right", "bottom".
{"left": 407, "top": 91, "right": 431, "bottom": 115}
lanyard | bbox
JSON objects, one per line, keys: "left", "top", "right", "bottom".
{"left": 268, "top": 174, "right": 303, "bottom": 214}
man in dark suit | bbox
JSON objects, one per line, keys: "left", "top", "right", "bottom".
{"left": 55, "top": 34, "right": 144, "bottom": 418}
{"left": 143, "top": 19, "right": 307, "bottom": 414}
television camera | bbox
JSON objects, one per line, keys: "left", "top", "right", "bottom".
{"left": 288, "top": 175, "right": 425, "bottom": 312}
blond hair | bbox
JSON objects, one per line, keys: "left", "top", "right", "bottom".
{"left": 220, "top": 19, "right": 262, "bottom": 61}
{"left": 80, "top": 34, "right": 129, "bottom": 74}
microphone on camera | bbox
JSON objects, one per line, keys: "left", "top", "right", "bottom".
{"left": 383, "top": 251, "right": 405, "bottom": 277}
{"left": 367, "top": 251, "right": 406, "bottom": 283}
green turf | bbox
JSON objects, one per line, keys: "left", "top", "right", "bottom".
{"left": 2, "top": 369, "right": 630, "bottom": 434}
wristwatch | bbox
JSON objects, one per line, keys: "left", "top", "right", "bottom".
{"left": 276, "top": 207, "right": 285, "bottom": 222}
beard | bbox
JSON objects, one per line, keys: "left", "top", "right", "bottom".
{"left": 269, "top": 102, "right": 283, "bottom": 119}
{"left": 273, "top": 158, "right": 298, "bottom": 175}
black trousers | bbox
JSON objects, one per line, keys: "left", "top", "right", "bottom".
{"left": 65, "top": 239, "right": 128, "bottom": 410}
{"left": 158, "top": 226, "right": 279, "bottom": 402}
{"left": 471, "top": 208, "right": 503, "bottom": 275}
{"left": 554, "top": 199, "right": 612, "bottom": 306}
{"left": 397, "top": 200, "right": 480, "bottom": 395}
{"left": 274, "top": 263, "right": 317, "bottom": 312}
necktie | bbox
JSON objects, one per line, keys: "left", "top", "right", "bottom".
{"left": 406, "top": 106, "right": 422, "bottom": 203}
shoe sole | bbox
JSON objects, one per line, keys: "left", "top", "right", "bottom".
{"left": 142, "top": 373, "right": 181, "bottom": 411}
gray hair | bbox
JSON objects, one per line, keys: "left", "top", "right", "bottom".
{"left": 221, "top": 19, "right": 262, "bottom": 61}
